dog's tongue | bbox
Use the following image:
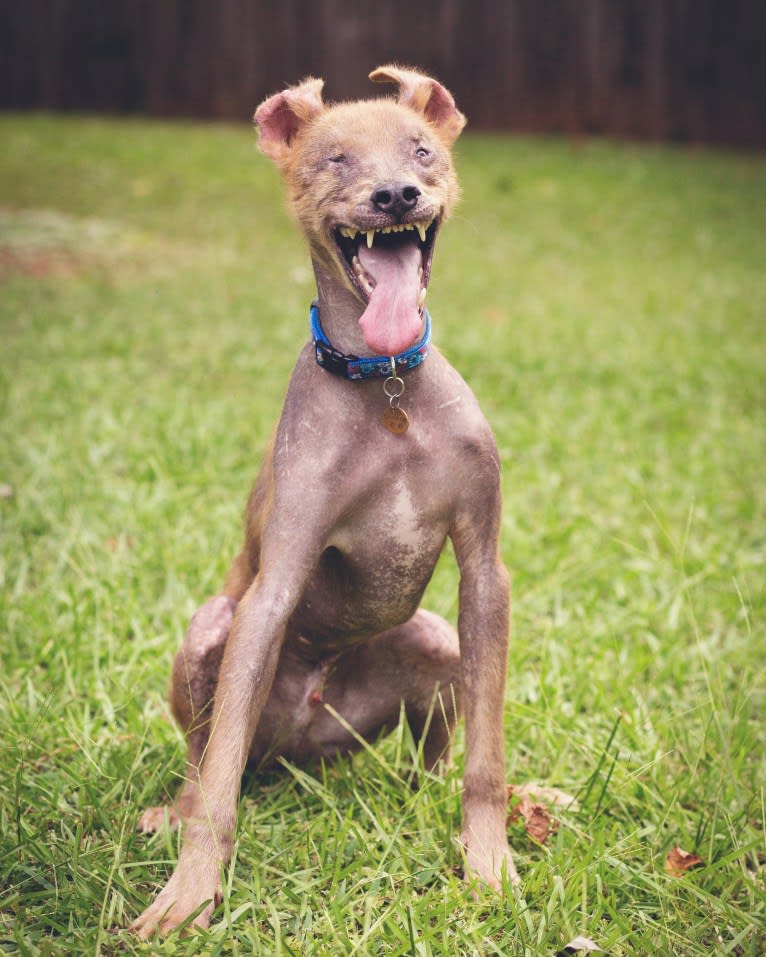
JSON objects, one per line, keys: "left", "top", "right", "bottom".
{"left": 357, "top": 241, "right": 423, "bottom": 355}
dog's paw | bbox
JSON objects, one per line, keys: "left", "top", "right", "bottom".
{"left": 136, "top": 805, "right": 180, "bottom": 834}
{"left": 460, "top": 826, "right": 520, "bottom": 892}
{"left": 131, "top": 867, "right": 221, "bottom": 938}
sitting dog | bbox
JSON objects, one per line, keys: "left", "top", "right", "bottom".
{"left": 133, "top": 64, "right": 515, "bottom": 937}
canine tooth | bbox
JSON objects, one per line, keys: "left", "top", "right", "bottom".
{"left": 416, "top": 222, "right": 427, "bottom": 242}
{"left": 366, "top": 230, "right": 374, "bottom": 248}
{"left": 418, "top": 287, "right": 427, "bottom": 308}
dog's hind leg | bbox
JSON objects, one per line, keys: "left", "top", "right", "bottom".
{"left": 137, "top": 595, "right": 236, "bottom": 832}
{"left": 304, "top": 609, "right": 462, "bottom": 772}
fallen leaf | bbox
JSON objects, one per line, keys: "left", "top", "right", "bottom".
{"left": 557, "top": 935, "right": 602, "bottom": 954}
{"left": 0, "top": 483, "right": 14, "bottom": 498}
{"left": 508, "top": 795, "right": 558, "bottom": 845}
{"left": 665, "top": 846, "right": 704, "bottom": 877}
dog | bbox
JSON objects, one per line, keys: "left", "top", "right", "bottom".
{"left": 132, "top": 64, "right": 515, "bottom": 937}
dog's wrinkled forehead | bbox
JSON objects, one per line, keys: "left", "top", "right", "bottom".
{"left": 296, "top": 101, "right": 448, "bottom": 177}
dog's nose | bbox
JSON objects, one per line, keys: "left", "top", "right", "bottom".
{"left": 371, "top": 182, "right": 421, "bottom": 218}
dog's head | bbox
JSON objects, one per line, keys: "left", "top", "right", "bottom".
{"left": 254, "top": 65, "right": 466, "bottom": 355}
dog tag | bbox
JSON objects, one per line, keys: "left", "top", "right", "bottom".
{"left": 382, "top": 405, "right": 409, "bottom": 434}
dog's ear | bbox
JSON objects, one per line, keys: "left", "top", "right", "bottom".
{"left": 254, "top": 77, "right": 325, "bottom": 164}
{"left": 369, "top": 64, "right": 466, "bottom": 144}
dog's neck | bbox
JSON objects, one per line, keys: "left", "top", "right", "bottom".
{"left": 312, "top": 262, "right": 372, "bottom": 357}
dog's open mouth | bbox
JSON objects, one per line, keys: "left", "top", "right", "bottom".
{"left": 332, "top": 218, "right": 438, "bottom": 356}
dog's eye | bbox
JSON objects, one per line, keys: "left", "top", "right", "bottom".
{"left": 328, "top": 154, "right": 347, "bottom": 165}
{"left": 415, "top": 146, "right": 431, "bottom": 159}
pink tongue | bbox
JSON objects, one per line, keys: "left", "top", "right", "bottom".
{"left": 357, "top": 240, "right": 423, "bottom": 355}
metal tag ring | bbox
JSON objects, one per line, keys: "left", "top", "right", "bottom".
{"left": 383, "top": 375, "right": 405, "bottom": 399}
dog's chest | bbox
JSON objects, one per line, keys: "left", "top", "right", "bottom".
{"left": 343, "top": 472, "right": 448, "bottom": 558}
{"left": 300, "top": 474, "right": 451, "bottom": 636}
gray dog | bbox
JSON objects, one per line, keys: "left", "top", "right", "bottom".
{"left": 133, "top": 64, "right": 515, "bottom": 937}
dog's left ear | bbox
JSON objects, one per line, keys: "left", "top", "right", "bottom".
{"left": 254, "top": 77, "right": 325, "bottom": 165}
{"left": 369, "top": 64, "right": 466, "bottom": 144}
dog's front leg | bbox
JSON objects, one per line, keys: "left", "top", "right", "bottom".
{"left": 132, "top": 540, "right": 317, "bottom": 937}
{"left": 451, "top": 459, "right": 517, "bottom": 890}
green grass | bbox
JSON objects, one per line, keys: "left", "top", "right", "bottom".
{"left": 1, "top": 114, "right": 764, "bottom": 956}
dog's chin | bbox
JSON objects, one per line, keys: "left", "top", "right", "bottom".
{"left": 331, "top": 217, "right": 439, "bottom": 308}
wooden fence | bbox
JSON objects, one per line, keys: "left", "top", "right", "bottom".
{"left": 2, "top": 0, "right": 765, "bottom": 147}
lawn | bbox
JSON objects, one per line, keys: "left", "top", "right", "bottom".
{"left": 1, "top": 114, "right": 764, "bottom": 956}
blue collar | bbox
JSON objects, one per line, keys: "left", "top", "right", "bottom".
{"left": 310, "top": 302, "right": 431, "bottom": 380}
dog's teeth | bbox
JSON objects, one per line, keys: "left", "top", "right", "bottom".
{"left": 351, "top": 255, "right": 375, "bottom": 294}
{"left": 416, "top": 222, "right": 427, "bottom": 242}
{"left": 418, "top": 287, "right": 427, "bottom": 308}
{"left": 417, "top": 265, "right": 423, "bottom": 279}
{"left": 366, "top": 230, "right": 374, "bottom": 248}
{"left": 359, "top": 274, "right": 374, "bottom": 294}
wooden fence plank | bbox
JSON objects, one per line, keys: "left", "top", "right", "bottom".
{"left": 1, "top": 0, "right": 764, "bottom": 147}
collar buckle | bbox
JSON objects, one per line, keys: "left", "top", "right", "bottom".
{"left": 314, "top": 339, "right": 356, "bottom": 377}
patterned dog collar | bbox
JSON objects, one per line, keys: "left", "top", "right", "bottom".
{"left": 310, "top": 301, "right": 431, "bottom": 380}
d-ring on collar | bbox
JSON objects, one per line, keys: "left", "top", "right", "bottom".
{"left": 310, "top": 301, "right": 431, "bottom": 380}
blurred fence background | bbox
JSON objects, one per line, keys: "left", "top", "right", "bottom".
{"left": 2, "top": 0, "right": 765, "bottom": 147}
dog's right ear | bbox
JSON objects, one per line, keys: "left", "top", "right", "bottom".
{"left": 254, "top": 77, "right": 325, "bottom": 164}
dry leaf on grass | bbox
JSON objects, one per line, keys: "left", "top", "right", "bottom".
{"left": 556, "top": 935, "right": 602, "bottom": 954}
{"left": 665, "top": 846, "right": 704, "bottom": 876}
{"left": 506, "top": 782, "right": 579, "bottom": 845}
{"left": 507, "top": 794, "right": 559, "bottom": 845}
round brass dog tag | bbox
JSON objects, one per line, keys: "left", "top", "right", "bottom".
{"left": 382, "top": 406, "right": 409, "bottom": 434}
